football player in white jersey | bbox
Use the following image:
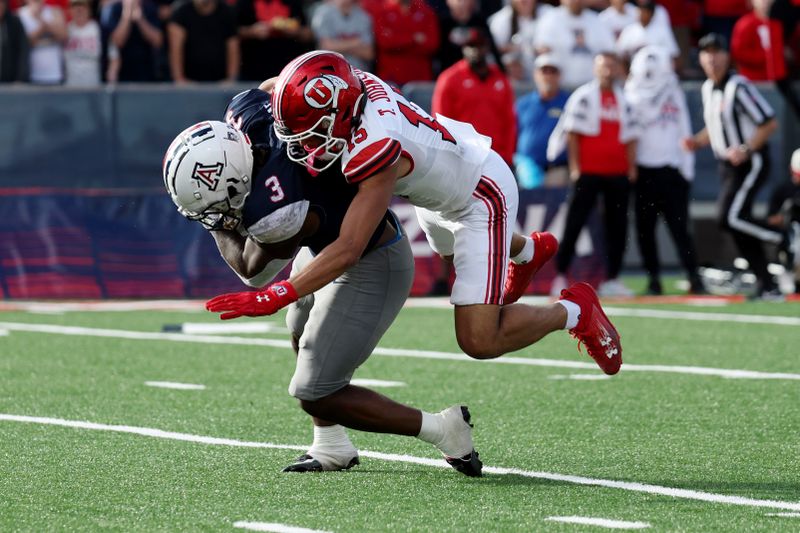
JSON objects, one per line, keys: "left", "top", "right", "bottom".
{"left": 206, "top": 51, "right": 623, "bottom": 375}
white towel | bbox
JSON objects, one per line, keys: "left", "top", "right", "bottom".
{"left": 547, "top": 80, "right": 639, "bottom": 163}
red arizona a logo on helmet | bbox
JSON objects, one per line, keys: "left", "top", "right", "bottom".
{"left": 191, "top": 161, "right": 224, "bottom": 191}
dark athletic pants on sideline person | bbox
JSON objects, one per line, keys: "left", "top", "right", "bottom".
{"left": 556, "top": 174, "right": 629, "bottom": 279}
{"left": 635, "top": 165, "right": 699, "bottom": 282}
{"left": 717, "top": 150, "right": 783, "bottom": 289}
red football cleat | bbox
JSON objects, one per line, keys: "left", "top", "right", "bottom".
{"left": 503, "top": 231, "right": 559, "bottom": 304}
{"left": 560, "top": 282, "right": 622, "bottom": 375}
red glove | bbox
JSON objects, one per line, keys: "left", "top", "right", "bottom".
{"left": 205, "top": 281, "right": 299, "bottom": 320}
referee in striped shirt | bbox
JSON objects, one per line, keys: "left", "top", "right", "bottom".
{"left": 683, "top": 33, "right": 784, "bottom": 298}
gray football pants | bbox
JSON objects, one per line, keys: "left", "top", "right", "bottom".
{"left": 286, "top": 234, "right": 414, "bottom": 401}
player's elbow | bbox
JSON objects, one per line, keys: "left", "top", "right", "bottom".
{"left": 241, "top": 275, "right": 266, "bottom": 288}
{"left": 338, "top": 247, "right": 361, "bottom": 270}
{"left": 334, "top": 237, "right": 365, "bottom": 270}
{"left": 234, "top": 267, "right": 265, "bottom": 288}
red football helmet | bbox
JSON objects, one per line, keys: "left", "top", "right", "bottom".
{"left": 272, "top": 51, "right": 365, "bottom": 172}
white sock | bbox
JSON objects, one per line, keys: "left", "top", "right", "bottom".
{"left": 511, "top": 236, "right": 534, "bottom": 264}
{"left": 307, "top": 424, "right": 356, "bottom": 469}
{"left": 416, "top": 411, "right": 444, "bottom": 445}
{"left": 557, "top": 299, "right": 581, "bottom": 329}
{"left": 310, "top": 424, "right": 352, "bottom": 449}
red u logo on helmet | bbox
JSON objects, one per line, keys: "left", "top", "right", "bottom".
{"left": 303, "top": 75, "right": 347, "bottom": 109}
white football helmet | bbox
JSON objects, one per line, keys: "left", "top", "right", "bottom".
{"left": 163, "top": 120, "right": 254, "bottom": 230}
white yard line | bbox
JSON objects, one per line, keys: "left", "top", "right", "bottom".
{"left": 2, "top": 413, "right": 799, "bottom": 512}
{"left": 1, "top": 322, "right": 799, "bottom": 381}
{"left": 545, "top": 516, "right": 650, "bottom": 529}
{"left": 3, "top": 299, "right": 799, "bottom": 328}
{"left": 350, "top": 379, "right": 406, "bottom": 388}
{"left": 144, "top": 381, "right": 206, "bottom": 390}
{"left": 0, "top": 300, "right": 205, "bottom": 313}
{"left": 765, "top": 513, "right": 800, "bottom": 518}
{"left": 548, "top": 374, "right": 612, "bottom": 381}
{"left": 234, "top": 521, "right": 331, "bottom": 533}
{"left": 169, "top": 323, "right": 289, "bottom": 335}
{"left": 604, "top": 307, "right": 800, "bottom": 327}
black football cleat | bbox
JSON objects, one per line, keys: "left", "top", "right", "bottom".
{"left": 445, "top": 450, "right": 483, "bottom": 477}
{"left": 437, "top": 405, "right": 483, "bottom": 477}
{"left": 282, "top": 453, "right": 360, "bottom": 473}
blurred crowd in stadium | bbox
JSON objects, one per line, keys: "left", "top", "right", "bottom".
{"left": 1, "top": 0, "right": 799, "bottom": 87}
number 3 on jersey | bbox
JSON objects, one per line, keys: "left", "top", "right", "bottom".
{"left": 264, "top": 176, "right": 285, "bottom": 202}
{"left": 397, "top": 101, "right": 457, "bottom": 145}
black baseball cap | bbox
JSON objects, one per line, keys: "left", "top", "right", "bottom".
{"left": 698, "top": 33, "right": 728, "bottom": 52}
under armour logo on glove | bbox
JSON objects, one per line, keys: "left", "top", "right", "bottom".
{"left": 206, "top": 280, "right": 299, "bottom": 320}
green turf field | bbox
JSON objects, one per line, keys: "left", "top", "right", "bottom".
{"left": 1, "top": 298, "right": 799, "bottom": 532}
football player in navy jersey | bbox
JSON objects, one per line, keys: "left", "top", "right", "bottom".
{"left": 162, "top": 98, "right": 483, "bottom": 476}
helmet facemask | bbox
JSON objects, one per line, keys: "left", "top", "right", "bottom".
{"left": 275, "top": 114, "right": 347, "bottom": 172}
{"left": 179, "top": 178, "right": 249, "bottom": 230}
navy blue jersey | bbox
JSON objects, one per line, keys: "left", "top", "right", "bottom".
{"left": 225, "top": 89, "right": 391, "bottom": 254}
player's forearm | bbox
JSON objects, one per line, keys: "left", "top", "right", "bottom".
{"left": 212, "top": 229, "right": 285, "bottom": 282}
{"left": 287, "top": 238, "right": 360, "bottom": 295}
{"left": 211, "top": 229, "right": 249, "bottom": 276}
{"left": 258, "top": 77, "right": 278, "bottom": 92}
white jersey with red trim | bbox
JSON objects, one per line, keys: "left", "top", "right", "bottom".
{"left": 341, "top": 71, "right": 492, "bottom": 212}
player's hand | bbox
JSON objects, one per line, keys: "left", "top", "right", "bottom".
{"left": 205, "top": 281, "right": 298, "bottom": 320}
{"left": 680, "top": 137, "right": 697, "bottom": 152}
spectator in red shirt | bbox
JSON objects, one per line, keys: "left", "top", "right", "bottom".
{"left": 548, "top": 52, "right": 639, "bottom": 297}
{"left": 731, "top": 0, "right": 786, "bottom": 81}
{"left": 731, "top": 0, "right": 800, "bottom": 117}
{"left": 373, "top": 0, "right": 439, "bottom": 85}
{"left": 432, "top": 27, "right": 516, "bottom": 164}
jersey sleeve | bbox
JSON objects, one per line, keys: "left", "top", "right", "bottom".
{"left": 342, "top": 137, "right": 402, "bottom": 184}
{"left": 735, "top": 78, "right": 775, "bottom": 126}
